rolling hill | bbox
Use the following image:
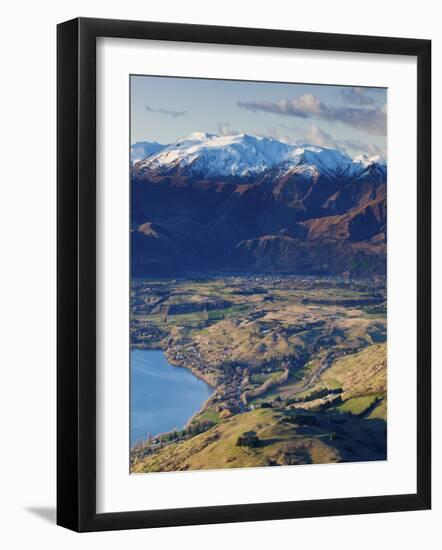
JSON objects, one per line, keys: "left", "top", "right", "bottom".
{"left": 132, "top": 347, "right": 387, "bottom": 472}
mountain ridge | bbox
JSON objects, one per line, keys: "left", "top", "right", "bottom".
{"left": 130, "top": 132, "right": 387, "bottom": 278}
{"left": 132, "top": 132, "right": 386, "bottom": 180}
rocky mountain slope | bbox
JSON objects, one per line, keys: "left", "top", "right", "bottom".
{"left": 131, "top": 132, "right": 387, "bottom": 278}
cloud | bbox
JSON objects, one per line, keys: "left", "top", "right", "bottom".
{"left": 269, "top": 123, "right": 386, "bottom": 159}
{"left": 262, "top": 127, "right": 295, "bottom": 143}
{"left": 323, "top": 103, "right": 386, "bottom": 135}
{"left": 337, "top": 139, "right": 386, "bottom": 158}
{"left": 145, "top": 105, "right": 186, "bottom": 117}
{"left": 216, "top": 121, "right": 240, "bottom": 135}
{"left": 305, "top": 126, "right": 386, "bottom": 158}
{"left": 238, "top": 93, "right": 386, "bottom": 135}
{"left": 238, "top": 93, "right": 321, "bottom": 118}
{"left": 307, "top": 129, "right": 386, "bottom": 158}
{"left": 303, "top": 125, "right": 336, "bottom": 148}
{"left": 340, "top": 87, "right": 375, "bottom": 106}
{"left": 158, "top": 108, "right": 186, "bottom": 117}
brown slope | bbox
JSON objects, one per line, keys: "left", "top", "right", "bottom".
{"left": 301, "top": 196, "right": 386, "bottom": 243}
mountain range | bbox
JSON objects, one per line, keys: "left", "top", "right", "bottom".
{"left": 130, "top": 132, "right": 387, "bottom": 278}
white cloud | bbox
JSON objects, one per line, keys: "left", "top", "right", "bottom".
{"left": 145, "top": 105, "right": 186, "bottom": 117}
{"left": 216, "top": 122, "right": 240, "bottom": 135}
{"left": 238, "top": 94, "right": 386, "bottom": 136}
{"left": 303, "top": 125, "right": 336, "bottom": 148}
{"left": 266, "top": 123, "right": 386, "bottom": 159}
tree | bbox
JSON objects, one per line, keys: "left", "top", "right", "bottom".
{"left": 160, "top": 305, "right": 169, "bottom": 324}
{"left": 236, "top": 431, "right": 259, "bottom": 448}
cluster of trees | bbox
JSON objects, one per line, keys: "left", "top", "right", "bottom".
{"left": 236, "top": 431, "right": 260, "bottom": 448}
{"left": 220, "top": 361, "right": 236, "bottom": 377}
{"left": 315, "top": 395, "right": 342, "bottom": 412}
{"left": 242, "top": 369, "right": 289, "bottom": 405}
{"left": 186, "top": 419, "right": 215, "bottom": 436}
{"left": 219, "top": 360, "right": 246, "bottom": 379}
{"left": 160, "top": 304, "right": 170, "bottom": 323}
{"left": 286, "top": 386, "right": 342, "bottom": 405}
{"left": 247, "top": 353, "right": 298, "bottom": 374}
{"left": 161, "top": 419, "right": 216, "bottom": 444}
{"left": 166, "top": 430, "right": 180, "bottom": 442}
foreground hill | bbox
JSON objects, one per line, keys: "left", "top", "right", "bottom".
{"left": 132, "top": 408, "right": 339, "bottom": 471}
{"left": 131, "top": 132, "right": 387, "bottom": 278}
{"left": 131, "top": 343, "right": 387, "bottom": 472}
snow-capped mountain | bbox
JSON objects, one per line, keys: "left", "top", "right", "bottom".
{"left": 131, "top": 141, "right": 165, "bottom": 164}
{"left": 133, "top": 131, "right": 385, "bottom": 180}
{"left": 131, "top": 132, "right": 387, "bottom": 278}
{"left": 135, "top": 132, "right": 292, "bottom": 177}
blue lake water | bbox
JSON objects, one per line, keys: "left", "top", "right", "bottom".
{"left": 130, "top": 349, "right": 213, "bottom": 447}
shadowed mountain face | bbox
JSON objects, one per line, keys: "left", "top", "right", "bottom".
{"left": 130, "top": 133, "right": 386, "bottom": 278}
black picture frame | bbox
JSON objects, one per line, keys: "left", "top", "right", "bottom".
{"left": 57, "top": 17, "right": 431, "bottom": 532}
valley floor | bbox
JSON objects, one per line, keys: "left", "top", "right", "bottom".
{"left": 130, "top": 274, "right": 387, "bottom": 472}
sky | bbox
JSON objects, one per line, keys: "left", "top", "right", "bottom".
{"left": 130, "top": 75, "right": 387, "bottom": 159}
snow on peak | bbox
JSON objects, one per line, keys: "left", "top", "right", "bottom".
{"left": 134, "top": 132, "right": 385, "bottom": 179}
{"left": 137, "top": 132, "right": 292, "bottom": 177}
{"left": 353, "top": 153, "right": 386, "bottom": 168}
{"left": 130, "top": 141, "right": 165, "bottom": 163}
{"left": 284, "top": 145, "right": 354, "bottom": 177}
{"left": 185, "top": 131, "right": 216, "bottom": 141}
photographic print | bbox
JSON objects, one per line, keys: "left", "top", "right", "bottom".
{"left": 129, "top": 75, "right": 387, "bottom": 474}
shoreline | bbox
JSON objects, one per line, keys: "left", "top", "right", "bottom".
{"left": 184, "top": 392, "right": 216, "bottom": 430}
{"left": 165, "top": 351, "right": 217, "bottom": 387}
{"left": 164, "top": 350, "right": 217, "bottom": 427}
{"left": 130, "top": 347, "right": 217, "bottom": 449}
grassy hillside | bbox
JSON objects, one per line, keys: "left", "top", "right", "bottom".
{"left": 300, "top": 343, "right": 387, "bottom": 420}
{"left": 132, "top": 401, "right": 386, "bottom": 473}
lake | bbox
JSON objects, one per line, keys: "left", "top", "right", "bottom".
{"left": 130, "top": 349, "right": 213, "bottom": 447}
